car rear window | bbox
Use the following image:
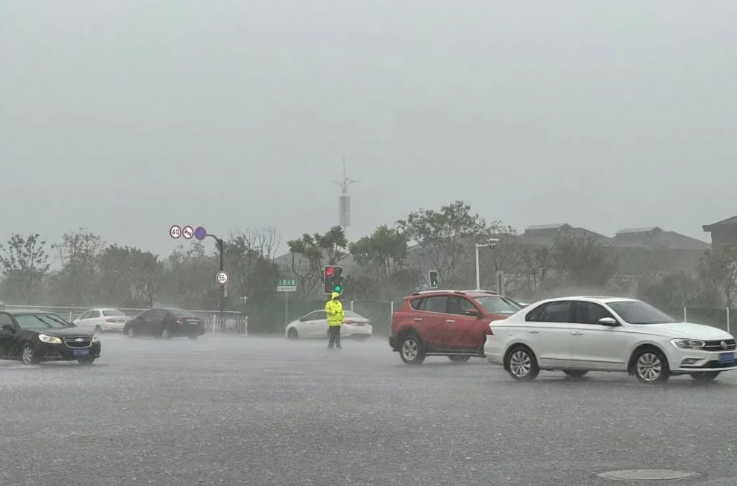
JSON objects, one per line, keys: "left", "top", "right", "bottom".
{"left": 409, "top": 298, "right": 424, "bottom": 310}
{"left": 168, "top": 309, "right": 196, "bottom": 318}
{"left": 102, "top": 310, "right": 126, "bottom": 317}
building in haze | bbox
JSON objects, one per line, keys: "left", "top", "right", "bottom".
{"left": 703, "top": 215, "right": 737, "bottom": 247}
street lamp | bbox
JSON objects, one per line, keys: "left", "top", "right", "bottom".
{"left": 475, "top": 238, "right": 499, "bottom": 291}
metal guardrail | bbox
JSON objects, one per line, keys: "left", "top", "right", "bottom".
{"left": 2, "top": 304, "right": 248, "bottom": 336}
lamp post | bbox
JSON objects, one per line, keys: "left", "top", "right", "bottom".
{"left": 475, "top": 238, "right": 499, "bottom": 291}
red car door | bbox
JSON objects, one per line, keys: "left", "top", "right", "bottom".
{"left": 416, "top": 295, "right": 453, "bottom": 350}
{"left": 445, "top": 296, "right": 488, "bottom": 351}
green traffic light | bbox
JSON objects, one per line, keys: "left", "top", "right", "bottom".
{"left": 334, "top": 285, "right": 342, "bottom": 292}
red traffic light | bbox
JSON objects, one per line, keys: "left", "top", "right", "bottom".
{"left": 326, "top": 267, "right": 334, "bottom": 276}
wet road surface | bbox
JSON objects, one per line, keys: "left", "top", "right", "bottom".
{"left": 2, "top": 335, "right": 737, "bottom": 486}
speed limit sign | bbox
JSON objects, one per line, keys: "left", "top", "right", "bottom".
{"left": 216, "top": 271, "right": 229, "bottom": 285}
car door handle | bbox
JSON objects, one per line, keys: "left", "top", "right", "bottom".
{"left": 528, "top": 330, "right": 539, "bottom": 334}
{"left": 572, "top": 331, "right": 583, "bottom": 336}
{"left": 413, "top": 318, "right": 423, "bottom": 321}
{"left": 446, "top": 320, "right": 456, "bottom": 323}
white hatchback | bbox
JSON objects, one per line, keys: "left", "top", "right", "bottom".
{"left": 484, "top": 297, "right": 737, "bottom": 384}
{"left": 73, "top": 308, "right": 131, "bottom": 333}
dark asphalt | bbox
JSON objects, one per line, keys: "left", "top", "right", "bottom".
{"left": 2, "top": 335, "right": 737, "bottom": 486}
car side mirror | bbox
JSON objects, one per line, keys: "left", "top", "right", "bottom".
{"left": 2, "top": 324, "right": 14, "bottom": 332}
{"left": 598, "top": 317, "right": 618, "bottom": 326}
{"left": 299, "top": 317, "right": 306, "bottom": 322}
{"left": 465, "top": 309, "right": 481, "bottom": 318}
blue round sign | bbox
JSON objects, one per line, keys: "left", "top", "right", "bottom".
{"left": 194, "top": 226, "right": 207, "bottom": 241}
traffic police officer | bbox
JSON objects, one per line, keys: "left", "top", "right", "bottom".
{"left": 325, "top": 291, "right": 344, "bottom": 349}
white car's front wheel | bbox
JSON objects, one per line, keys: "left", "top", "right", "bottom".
{"left": 287, "top": 328, "right": 298, "bottom": 340}
{"left": 633, "top": 347, "right": 670, "bottom": 385}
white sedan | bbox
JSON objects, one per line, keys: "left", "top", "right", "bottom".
{"left": 285, "top": 310, "right": 372, "bottom": 340}
{"left": 484, "top": 296, "right": 737, "bottom": 384}
{"left": 73, "top": 308, "right": 132, "bottom": 333}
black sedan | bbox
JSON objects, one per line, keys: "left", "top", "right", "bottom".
{"left": 0, "top": 310, "right": 101, "bottom": 365}
{"left": 124, "top": 308, "right": 205, "bottom": 340}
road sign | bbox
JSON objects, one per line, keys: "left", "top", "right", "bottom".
{"left": 277, "top": 278, "right": 297, "bottom": 292}
{"left": 169, "top": 225, "right": 182, "bottom": 239}
{"left": 216, "top": 271, "right": 229, "bottom": 285}
{"left": 195, "top": 226, "right": 207, "bottom": 241}
{"left": 183, "top": 226, "right": 194, "bottom": 239}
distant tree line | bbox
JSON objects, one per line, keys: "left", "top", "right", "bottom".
{"left": 2, "top": 200, "right": 736, "bottom": 332}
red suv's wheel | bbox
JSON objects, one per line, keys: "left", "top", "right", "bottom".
{"left": 400, "top": 334, "right": 425, "bottom": 365}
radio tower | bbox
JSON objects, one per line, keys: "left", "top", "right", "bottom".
{"left": 334, "top": 157, "right": 359, "bottom": 240}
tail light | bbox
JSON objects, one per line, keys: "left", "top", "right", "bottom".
{"left": 344, "top": 319, "right": 355, "bottom": 325}
{"left": 106, "top": 318, "right": 116, "bottom": 323}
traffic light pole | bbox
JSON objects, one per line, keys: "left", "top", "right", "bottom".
{"left": 207, "top": 233, "right": 225, "bottom": 320}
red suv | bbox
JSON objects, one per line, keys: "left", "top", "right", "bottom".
{"left": 389, "top": 290, "right": 523, "bottom": 364}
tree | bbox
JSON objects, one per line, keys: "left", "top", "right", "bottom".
{"left": 0, "top": 233, "right": 50, "bottom": 303}
{"left": 159, "top": 242, "right": 216, "bottom": 309}
{"left": 397, "top": 201, "right": 488, "bottom": 287}
{"left": 698, "top": 246, "right": 737, "bottom": 307}
{"left": 287, "top": 226, "right": 348, "bottom": 299}
{"left": 48, "top": 229, "right": 105, "bottom": 306}
{"left": 549, "top": 234, "right": 617, "bottom": 289}
{"left": 96, "top": 245, "right": 163, "bottom": 308}
{"left": 349, "top": 225, "right": 408, "bottom": 297}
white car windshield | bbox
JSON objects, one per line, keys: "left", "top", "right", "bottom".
{"left": 608, "top": 301, "right": 676, "bottom": 325}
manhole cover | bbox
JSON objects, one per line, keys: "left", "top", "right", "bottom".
{"left": 598, "top": 470, "right": 697, "bottom": 481}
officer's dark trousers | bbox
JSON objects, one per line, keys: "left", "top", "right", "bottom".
{"left": 328, "top": 326, "right": 341, "bottom": 347}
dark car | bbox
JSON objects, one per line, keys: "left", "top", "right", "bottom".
{"left": 0, "top": 310, "right": 101, "bottom": 365}
{"left": 124, "top": 308, "right": 205, "bottom": 340}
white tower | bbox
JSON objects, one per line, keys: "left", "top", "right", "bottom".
{"left": 334, "top": 158, "right": 359, "bottom": 238}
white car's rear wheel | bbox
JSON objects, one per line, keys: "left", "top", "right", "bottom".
{"left": 95, "top": 325, "right": 102, "bottom": 334}
{"left": 506, "top": 346, "right": 539, "bottom": 381}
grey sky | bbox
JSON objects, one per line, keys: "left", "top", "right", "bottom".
{"left": 2, "top": 0, "right": 736, "bottom": 258}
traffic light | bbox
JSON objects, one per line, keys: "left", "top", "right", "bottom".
{"left": 429, "top": 270, "right": 439, "bottom": 289}
{"left": 333, "top": 266, "right": 343, "bottom": 293}
{"left": 324, "top": 266, "right": 334, "bottom": 294}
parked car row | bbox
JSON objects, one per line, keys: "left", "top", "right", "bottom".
{"left": 388, "top": 290, "right": 737, "bottom": 385}
{"left": 0, "top": 306, "right": 206, "bottom": 366}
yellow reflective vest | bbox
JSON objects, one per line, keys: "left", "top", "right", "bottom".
{"left": 325, "top": 299, "right": 344, "bottom": 327}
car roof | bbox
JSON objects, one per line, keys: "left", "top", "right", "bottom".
{"left": 409, "top": 290, "right": 499, "bottom": 298}
{"left": 534, "top": 296, "right": 639, "bottom": 305}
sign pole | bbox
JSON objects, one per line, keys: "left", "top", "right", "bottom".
{"left": 285, "top": 290, "right": 289, "bottom": 326}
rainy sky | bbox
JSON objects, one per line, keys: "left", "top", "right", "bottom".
{"left": 2, "top": 0, "right": 736, "bottom": 256}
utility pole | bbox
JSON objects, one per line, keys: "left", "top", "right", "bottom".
{"left": 206, "top": 233, "right": 225, "bottom": 320}
{"left": 334, "top": 157, "right": 360, "bottom": 240}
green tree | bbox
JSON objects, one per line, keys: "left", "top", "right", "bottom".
{"left": 397, "top": 201, "right": 488, "bottom": 287}
{"left": 97, "top": 245, "right": 163, "bottom": 308}
{"left": 48, "top": 229, "right": 105, "bottom": 306}
{"left": 549, "top": 234, "right": 618, "bottom": 289}
{"left": 349, "top": 225, "right": 408, "bottom": 297}
{"left": 698, "top": 246, "right": 737, "bottom": 307}
{"left": 287, "top": 226, "right": 347, "bottom": 299}
{"left": 0, "top": 233, "right": 50, "bottom": 303}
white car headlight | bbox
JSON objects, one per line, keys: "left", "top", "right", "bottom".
{"left": 38, "top": 334, "right": 62, "bottom": 344}
{"left": 671, "top": 338, "right": 706, "bottom": 349}
{"left": 92, "top": 335, "right": 100, "bottom": 343}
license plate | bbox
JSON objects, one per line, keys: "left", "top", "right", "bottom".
{"left": 718, "top": 352, "right": 735, "bottom": 364}
{"left": 73, "top": 349, "right": 90, "bottom": 358}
